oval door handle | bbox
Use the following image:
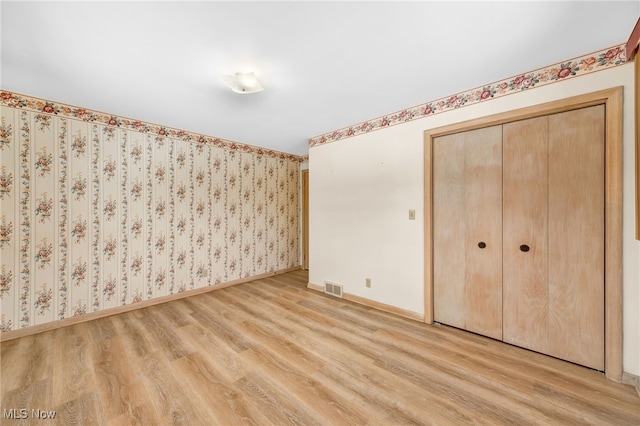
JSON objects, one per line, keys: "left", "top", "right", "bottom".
{"left": 478, "top": 242, "right": 486, "bottom": 249}
{"left": 520, "top": 244, "right": 530, "bottom": 252}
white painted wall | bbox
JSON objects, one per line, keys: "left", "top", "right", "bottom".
{"left": 309, "top": 62, "right": 639, "bottom": 376}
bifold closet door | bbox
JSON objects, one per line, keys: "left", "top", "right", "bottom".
{"left": 502, "top": 106, "right": 605, "bottom": 371}
{"left": 502, "top": 116, "right": 550, "bottom": 355}
{"left": 433, "top": 126, "right": 503, "bottom": 340}
{"left": 548, "top": 105, "right": 605, "bottom": 371}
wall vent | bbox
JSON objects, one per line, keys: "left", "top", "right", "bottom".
{"left": 324, "top": 281, "right": 343, "bottom": 298}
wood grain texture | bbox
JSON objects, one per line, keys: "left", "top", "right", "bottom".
{"left": 423, "top": 132, "right": 434, "bottom": 324}
{"left": 306, "top": 283, "right": 424, "bottom": 322}
{"left": 548, "top": 105, "right": 605, "bottom": 371}
{"left": 603, "top": 86, "right": 623, "bottom": 381}
{"left": 433, "top": 131, "right": 466, "bottom": 330}
{"left": 1, "top": 269, "right": 638, "bottom": 425}
{"left": 424, "top": 87, "right": 623, "bottom": 380}
{"left": 0, "top": 266, "right": 301, "bottom": 343}
{"left": 462, "top": 126, "right": 503, "bottom": 340}
{"left": 433, "top": 126, "right": 503, "bottom": 340}
{"left": 502, "top": 116, "right": 549, "bottom": 354}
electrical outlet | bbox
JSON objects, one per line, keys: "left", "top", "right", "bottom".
{"left": 365, "top": 278, "right": 371, "bottom": 288}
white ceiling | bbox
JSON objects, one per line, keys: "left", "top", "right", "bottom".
{"left": 1, "top": 1, "right": 638, "bottom": 156}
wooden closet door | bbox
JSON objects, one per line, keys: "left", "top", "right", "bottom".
{"left": 433, "top": 126, "right": 503, "bottom": 340}
{"left": 503, "top": 116, "right": 550, "bottom": 354}
{"left": 548, "top": 105, "right": 605, "bottom": 371}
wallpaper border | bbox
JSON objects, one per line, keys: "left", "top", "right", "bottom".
{"left": 0, "top": 91, "right": 305, "bottom": 163}
{"left": 308, "top": 44, "right": 628, "bottom": 148}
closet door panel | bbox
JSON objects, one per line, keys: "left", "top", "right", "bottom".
{"left": 548, "top": 105, "right": 605, "bottom": 371}
{"left": 433, "top": 133, "right": 466, "bottom": 329}
{"left": 463, "top": 128, "right": 503, "bottom": 340}
{"left": 433, "top": 126, "right": 502, "bottom": 339}
{"left": 503, "top": 117, "right": 549, "bottom": 353}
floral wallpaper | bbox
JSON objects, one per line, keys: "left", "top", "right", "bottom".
{"left": 308, "top": 44, "right": 627, "bottom": 147}
{"left": 0, "top": 96, "right": 301, "bottom": 333}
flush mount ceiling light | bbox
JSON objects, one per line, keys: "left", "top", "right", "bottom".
{"left": 221, "top": 72, "right": 264, "bottom": 94}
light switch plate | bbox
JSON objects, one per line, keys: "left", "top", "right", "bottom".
{"left": 409, "top": 209, "right": 416, "bottom": 220}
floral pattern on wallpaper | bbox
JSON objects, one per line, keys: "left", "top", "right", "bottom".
{"left": 0, "top": 92, "right": 303, "bottom": 164}
{"left": 308, "top": 44, "right": 627, "bottom": 148}
{"left": 0, "top": 104, "right": 300, "bottom": 332}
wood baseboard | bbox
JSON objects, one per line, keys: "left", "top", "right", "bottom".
{"left": 0, "top": 266, "right": 301, "bottom": 342}
{"left": 307, "top": 282, "right": 424, "bottom": 322}
{"left": 622, "top": 372, "right": 640, "bottom": 396}
{"left": 306, "top": 282, "right": 324, "bottom": 292}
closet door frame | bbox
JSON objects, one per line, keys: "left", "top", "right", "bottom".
{"left": 424, "top": 87, "right": 623, "bottom": 381}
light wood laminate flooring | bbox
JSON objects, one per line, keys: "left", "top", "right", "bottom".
{"left": 1, "top": 269, "right": 639, "bottom": 425}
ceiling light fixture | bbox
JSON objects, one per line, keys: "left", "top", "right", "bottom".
{"left": 221, "top": 72, "right": 264, "bottom": 94}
